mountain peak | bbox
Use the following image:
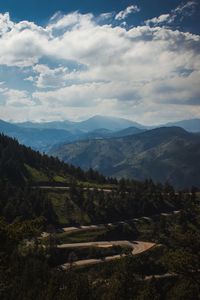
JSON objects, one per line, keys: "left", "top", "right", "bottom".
{"left": 78, "top": 115, "right": 145, "bottom": 131}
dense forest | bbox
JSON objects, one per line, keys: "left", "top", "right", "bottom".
{"left": 1, "top": 190, "right": 200, "bottom": 299}
{"left": 57, "top": 181, "right": 180, "bottom": 224}
{"left": 1, "top": 133, "right": 200, "bottom": 299}
{"left": 0, "top": 134, "right": 108, "bottom": 185}
{"left": 0, "top": 134, "right": 182, "bottom": 225}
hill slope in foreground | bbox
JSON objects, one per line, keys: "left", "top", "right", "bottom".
{"left": 0, "top": 133, "right": 181, "bottom": 226}
{"left": 0, "top": 133, "right": 107, "bottom": 186}
{"left": 1, "top": 133, "right": 200, "bottom": 300}
{"left": 50, "top": 127, "right": 200, "bottom": 189}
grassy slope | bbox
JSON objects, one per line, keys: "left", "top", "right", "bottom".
{"left": 47, "top": 190, "right": 91, "bottom": 225}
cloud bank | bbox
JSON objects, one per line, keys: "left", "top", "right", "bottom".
{"left": 0, "top": 5, "right": 199, "bottom": 124}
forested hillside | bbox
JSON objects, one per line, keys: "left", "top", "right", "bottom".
{"left": 0, "top": 133, "right": 107, "bottom": 185}
{"left": 1, "top": 133, "right": 200, "bottom": 299}
{"left": 51, "top": 127, "right": 200, "bottom": 188}
{"left": 0, "top": 134, "right": 181, "bottom": 225}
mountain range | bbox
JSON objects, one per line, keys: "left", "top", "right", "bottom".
{"left": 13, "top": 115, "right": 200, "bottom": 134}
{"left": 0, "top": 116, "right": 200, "bottom": 152}
{"left": 16, "top": 115, "right": 146, "bottom": 132}
{"left": 1, "top": 115, "right": 200, "bottom": 188}
{"left": 0, "top": 119, "right": 80, "bottom": 152}
{"left": 50, "top": 127, "right": 200, "bottom": 189}
{"left": 163, "top": 118, "right": 200, "bottom": 133}
{"left": 0, "top": 116, "right": 146, "bottom": 151}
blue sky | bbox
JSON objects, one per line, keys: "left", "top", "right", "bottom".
{"left": 0, "top": 0, "right": 199, "bottom": 124}
{"left": 1, "top": 0, "right": 199, "bottom": 32}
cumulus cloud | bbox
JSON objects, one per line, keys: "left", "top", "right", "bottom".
{"left": 145, "top": 14, "right": 172, "bottom": 26}
{"left": 115, "top": 5, "right": 140, "bottom": 21}
{"left": 47, "top": 11, "right": 94, "bottom": 31}
{"left": 0, "top": 10, "right": 199, "bottom": 124}
{"left": 0, "top": 12, "right": 14, "bottom": 36}
{"left": 0, "top": 88, "right": 34, "bottom": 107}
{"left": 145, "top": 0, "right": 198, "bottom": 26}
{"left": 30, "top": 64, "right": 70, "bottom": 88}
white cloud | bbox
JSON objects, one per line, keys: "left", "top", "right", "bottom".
{"left": 174, "top": 1, "right": 197, "bottom": 16}
{"left": 0, "top": 15, "right": 49, "bottom": 67}
{"left": 145, "top": 14, "right": 171, "bottom": 26}
{"left": 47, "top": 11, "right": 94, "bottom": 31}
{"left": 98, "top": 13, "right": 114, "bottom": 21}
{"left": 0, "top": 11, "right": 199, "bottom": 124}
{"left": 115, "top": 5, "right": 140, "bottom": 21}
{"left": 33, "top": 81, "right": 140, "bottom": 107}
{"left": 31, "top": 64, "right": 70, "bottom": 88}
{"left": 145, "top": 1, "right": 198, "bottom": 27}
{"left": 0, "top": 12, "right": 14, "bottom": 36}
{"left": 0, "top": 88, "right": 34, "bottom": 107}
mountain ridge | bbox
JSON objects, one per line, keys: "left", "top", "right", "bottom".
{"left": 50, "top": 126, "right": 200, "bottom": 188}
{"left": 0, "top": 117, "right": 146, "bottom": 151}
{"left": 15, "top": 115, "right": 146, "bottom": 131}
{"left": 162, "top": 118, "right": 200, "bottom": 133}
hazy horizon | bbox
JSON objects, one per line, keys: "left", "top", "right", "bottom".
{"left": 1, "top": 114, "right": 200, "bottom": 128}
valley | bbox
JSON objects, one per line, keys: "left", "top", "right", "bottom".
{"left": 50, "top": 127, "right": 200, "bottom": 189}
{"left": 1, "top": 0, "right": 200, "bottom": 297}
{"left": 1, "top": 115, "right": 200, "bottom": 189}
{"left": 1, "top": 132, "right": 200, "bottom": 299}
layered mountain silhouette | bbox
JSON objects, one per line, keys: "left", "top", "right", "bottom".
{"left": 1, "top": 116, "right": 200, "bottom": 188}
{"left": 16, "top": 115, "right": 146, "bottom": 132}
{"left": 0, "top": 119, "right": 80, "bottom": 152}
{"left": 163, "top": 118, "right": 200, "bottom": 133}
{"left": 50, "top": 127, "right": 200, "bottom": 188}
{"left": 0, "top": 116, "right": 146, "bottom": 151}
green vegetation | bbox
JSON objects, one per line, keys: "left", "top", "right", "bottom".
{"left": 25, "top": 164, "right": 49, "bottom": 182}
{"left": 0, "top": 133, "right": 110, "bottom": 186}
{"left": 53, "top": 175, "right": 68, "bottom": 183}
{"left": 56, "top": 228, "right": 108, "bottom": 244}
{"left": 1, "top": 133, "right": 200, "bottom": 299}
{"left": 51, "top": 126, "right": 200, "bottom": 189}
{"left": 46, "top": 181, "right": 180, "bottom": 226}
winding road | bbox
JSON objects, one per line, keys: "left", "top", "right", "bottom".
{"left": 61, "top": 210, "right": 180, "bottom": 234}
{"left": 38, "top": 185, "right": 179, "bottom": 269}
{"left": 60, "top": 241, "right": 155, "bottom": 269}
{"left": 34, "top": 186, "right": 113, "bottom": 193}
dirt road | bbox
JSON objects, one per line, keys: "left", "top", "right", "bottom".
{"left": 61, "top": 211, "right": 180, "bottom": 234}
{"left": 60, "top": 241, "right": 155, "bottom": 269}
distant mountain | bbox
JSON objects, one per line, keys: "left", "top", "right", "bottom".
{"left": 109, "top": 126, "right": 145, "bottom": 138}
{"left": 0, "top": 118, "right": 146, "bottom": 152}
{"left": 163, "top": 118, "right": 200, "bottom": 133}
{"left": 49, "top": 126, "right": 145, "bottom": 154}
{"left": 0, "top": 119, "right": 82, "bottom": 152}
{"left": 80, "top": 126, "right": 145, "bottom": 140}
{"left": 1, "top": 118, "right": 144, "bottom": 151}
{"left": 16, "top": 120, "right": 76, "bottom": 131}
{"left": 73, "top": 115, "right": 146, "bottom": 131}
{"left": 0, "top": 133, "right": 108, "bottom": 187}
{"left": 50, "top": 127, "right": 200, "bottom": 188}
{"left": 83, "top": 128, "right": 113, "bottom": 139}
{"left": 16, "top": 115, "right": 146, "bottom": 132}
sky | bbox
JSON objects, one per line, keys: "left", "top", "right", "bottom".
{"left": 0, "top": 0, "right": 200, "bottom": 125}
